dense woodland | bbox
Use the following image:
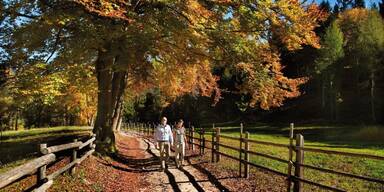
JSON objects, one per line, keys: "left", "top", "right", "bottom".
{"left": 0, "top": 0, "right": 383, "bottom": 153}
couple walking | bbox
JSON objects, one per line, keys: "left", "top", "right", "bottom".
{"left": 153, "top": 117, "right": 188, "bottom": 170}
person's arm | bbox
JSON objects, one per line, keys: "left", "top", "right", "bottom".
{"left": 153, "top": 125, "right": 159, "bottom": 148}
{"left": 168, "top": 126, "right": 174, "bottom": 146}
{"left": 172, "top": 129, "right": 176, "bottom": 144}
{"left": 183, "top": 127, "right": 188, "bottom": 146}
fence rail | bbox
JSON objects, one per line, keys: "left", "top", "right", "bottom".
{"left": 0, "top": 134, "right": 96, "bottom": 191}
{"left": 124, "top": 122, "right": 384, "bottom": 192}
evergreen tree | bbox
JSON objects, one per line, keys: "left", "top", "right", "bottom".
{"left": 333, "top": 4, "right": 341, "bottom": 14}
{"left": 353, "top": 0, "right": 366, "bottom": 8}
{"left": 379, "top": 0, "right": 384, "bottom": 18}
{"left": 320, "top": 0, "right": 332, "bottom": 12}
{"left": 315, "top": 21, "right": 344, "bottom": 121}
{"left": 337, "top": 0, "right": 353, "bottom": 10}
{"left": 371, "top": 3, "right": 379, "bottom": 11}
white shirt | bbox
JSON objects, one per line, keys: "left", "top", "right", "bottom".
{"left": 154, "top": 124, "right": 173, "bottom": 145}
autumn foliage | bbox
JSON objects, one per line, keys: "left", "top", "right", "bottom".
{"left": 1, "top": 0, "right": 324, "bottom": 151}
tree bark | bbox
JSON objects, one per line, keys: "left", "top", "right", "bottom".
{"left": 370, "top": 71, "right": 376, "bottom": 123}
{"left": 116, "top": 114, "right": 123, "bottom": 132}
{"left": 111, "top": 71, "right": 127, "bottom": 132}
{"left": 94, "top": 47, "right": 116, "bottom": 154}
{"left": 14, "top": 110, "right": 18, "bottom": 131}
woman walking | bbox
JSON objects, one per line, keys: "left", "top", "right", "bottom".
{"left": 174, "top": 119, "right": 188, "bottom": 168}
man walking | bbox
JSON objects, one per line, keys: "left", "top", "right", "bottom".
{"left": 154, "top": 117, "right": 173, "bottom": 171}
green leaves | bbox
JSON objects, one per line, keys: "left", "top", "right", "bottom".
{"left": 315, "top": 21, "right": 344, "bottom": 74}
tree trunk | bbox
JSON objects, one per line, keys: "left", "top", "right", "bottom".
{"left": 90, "top": 114, "right": 95, "bottom": 127}
{"left": 116, "top": 114, "right": 123, "bottom": 132}
{"left": 370, "top": 71, "right": 376, "bottom": 123}
{"left": 111, "top": 72, "right": 127, "bottom": 132}
{"left": 14, "top": 110, "right": 18, "bottom": 131}
{"left": 8, "top": 112, "right": 14, "bottom": 130}
{"left": 112, "top": 102, "right": 122, "bottom": 132}
{"left": 94, "top": 48, "right": 116, "bottom": 154}
{"left": 321, "top": 80, "right": 326, "bottom": 109}
{"left": 329, "top": 80, "right": 334, "bottom": 121}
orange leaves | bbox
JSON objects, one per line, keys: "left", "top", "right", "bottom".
{"left": 235, "top": 48, "right": 307, "bottom": 110}
{"left": 269, "top": 2, "right": 325, "bottom": 50}
{"left": 73, "top": 0, "right": 135, "bottom": 22}
{"left": 35, "top": 0, "right": 318, "bottom": 111}
{"left": 338, "top": 8, "right": 369, "bottom": 24}
{"left": 152, "top": 58, "right": 220, "bottom": 107}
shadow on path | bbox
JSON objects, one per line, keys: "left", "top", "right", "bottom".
{"left": 164, "top": 169, "right": 182, "bottom": 192}
{"left": 187, "top": 157, "right": 231, "bottom": 192}
{"left": 179, "top": 167, "right": 205, "bottom": 192}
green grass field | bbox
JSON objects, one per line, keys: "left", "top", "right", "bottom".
{"left": 192, "top": 123, "right": 384, "bottom": 191}
{"left": 0, "top": 126, "right": 92, "bottom": 173}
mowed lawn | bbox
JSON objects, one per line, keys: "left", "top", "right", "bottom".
{"left": 0, "top": 126, "right": 92, "bottom": 173}
{"left": 194, "top": 123, "right": 384, "bottom": 192}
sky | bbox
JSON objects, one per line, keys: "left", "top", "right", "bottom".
{"left": 315, "top": 0, "right": 382, "bottom": 7}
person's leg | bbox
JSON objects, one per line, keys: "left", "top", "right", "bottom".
{"left": 181, "top": 142, "right": 185, "bottom": 166}
{"left": 175, "top": 143, "right": 181, "bottom": 168}
{"left": 159, "top": 142, "right": 165, "bottom": 170}
{"left": 164, "top": 142, "right": 170, "bottom": 168}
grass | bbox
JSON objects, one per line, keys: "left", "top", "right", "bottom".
{"left": 191, "top": 123, "right": 384, "bottom": 192}
{"left": 0, "top": 126, "right": 92, "bottom": 141}
{"left": 0, "top": 126, "right": 92, "bottom": 172}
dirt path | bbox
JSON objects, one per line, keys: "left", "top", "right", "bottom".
{"left": 120, "top": 131, "right": 224, "bottom": 192}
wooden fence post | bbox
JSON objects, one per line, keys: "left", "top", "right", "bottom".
{"left": 239, "top": 123, "right": 243, "bottom": 177}
{"left": 245, "top": 132, "right": 250, "bottom": 178}
{"left": 294, "top": 134, "right": 304, "bottom": 192}
{"left": 191, "top": 126, "right": 195, "bottom": 151}
{"left": 287, "top": 123, "right": 294, "bottom": 192}
{"left": 143, "top": 123, "right": 146, "bottom": 135}
{"left": 70, "top": 139, "right": 78, "bottom": 175}
{"left": 202, "top": 127, "right": 205, "bottom": 154}
{"left": 211, "top": 128, "right": 215, "bottom": 163}
{"left": 199, "top": 128, "right": 203, "bottom": 156}
{"left": 38, "top": 143, "right": 47, "bottom": 184}
{"left": 211, "top": 123, "right": 215, "bottom": 163}
{"left": 216, "top": 127, "right": 220, "bottom": 162}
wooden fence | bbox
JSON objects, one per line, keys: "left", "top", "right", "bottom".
{"left": 125, "top": 122, "right": 384, "bottom": 192}
{"left": 0, "top": 134, "right": 96, "bottom": 192}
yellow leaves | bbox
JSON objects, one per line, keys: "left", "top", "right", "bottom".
{"left": 339, "top": 8, "right": 369, "bottom": 24}
{"left": 268, "top": 2, "right": 324, "bottom": 50}
{"left": 146, "top": 57, "right": 220, "bottom": 106}
{"left": 235, "top": 47, "right": 307, "bottom": 110}
{"left": 73, "top": 0, "right": 134, "bottom": 23}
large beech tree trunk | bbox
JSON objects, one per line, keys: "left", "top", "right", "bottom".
{"left": 93, "top": 46, "right": 128, "bottom": 154}
{"left": 94, "top": 48, "right": 117, "bottom": 154}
